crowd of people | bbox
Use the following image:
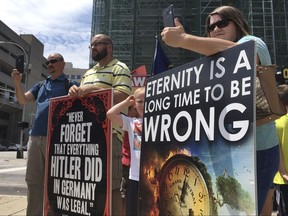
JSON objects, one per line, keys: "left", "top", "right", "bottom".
{"left": 11, "top": 5, "right": 287, "bottom": 216}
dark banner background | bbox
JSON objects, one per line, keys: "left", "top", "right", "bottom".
{"left": 44, "top": 90, "right": 112, "bottom": 216}
{"left": 139, "top": 41, "right": 257, "bottom": 215}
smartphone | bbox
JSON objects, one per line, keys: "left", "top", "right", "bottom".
{"left": 162, "top": 4, "right": 175, "bottom": 27}
{"left": 15, "top": 55, "right": 24, "bottom": 73}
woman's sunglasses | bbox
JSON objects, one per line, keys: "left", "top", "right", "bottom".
{"left": 207, "top": 19, "right": 230, "bottom": 32}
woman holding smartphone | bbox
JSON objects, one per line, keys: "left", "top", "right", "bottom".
{"left": 161, "top": 5, "right": 279, "bottom": 215}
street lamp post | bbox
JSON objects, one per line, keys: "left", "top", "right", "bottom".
{"left": 0, "top": 41, "right": 31, "bottom": 159}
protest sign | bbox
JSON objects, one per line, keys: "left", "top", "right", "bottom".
{"left": 139, "top": 41, "right": 257, "bottom": 215}
{"left": 44, "top": 89, "right": 112, "bottom": 216}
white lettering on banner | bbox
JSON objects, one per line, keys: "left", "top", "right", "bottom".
{"left": 204, "top": 84, "right": 224, "bottom": 102}
{"left": 195, "top": 109, "right": 215, "bottom": 141}
{"left": 54, "top": 143, "right": 66, "bottom": 154}
{"left": 146, "top": 50, "right": 252, "bottom": 100}
{"left": 145, "top": 96, "right": 171, "bottom": 113}
{"left": 66, "top": 143, "right": 99, "bottom": 156}
{"left": 84, "top": 157, "right": 103, "bottom": 181}
{"left": 209, "top": 57, "right": 226, "bottom": 80}
{"left": 61, "top": 180, "right": 97, "bottom": 200}
{"left": 57, "top": 196, "right": 69, "bottom": 211}
{"left": 144, "top": 104, "right": 249, "bottom": 142}
{"left": 230, "top": 77, "right": 251, "bottom": 98}
{"left": 132, "top": 76, "right": 146, "bottom": 87}
{"left": 218, "top": 103, "right": 249, "bottom": 141}
{"left": 233, "top": 50, "right": 252, "bottom": 74}
{"left": 50, "top": 156, "right": 81, "bottom": 179}
{"left": 174, "top": 89, "right": 201, "bottom": 107}
{"left": 50, "top": 156, "right": 103, "bottom": 181}
{"left": 67, "top": 111, "right": 84, "bottom": 122}
{"left": 70, "top": 198, "right": 89, "bottom": 215}
{"left": 172, "top": 111, "right": 193, "bottom": 142}
{"left": 54, "top": 179, "right": 60, "bottom": 194}
{"left": 60, "top": 122, "right": 92, "bottom": 143}
{"left": 56, "top": 196, "right": 91, "bottom": 215}
{"left": 146, "top": 65, "right": 203, "bottom": 97}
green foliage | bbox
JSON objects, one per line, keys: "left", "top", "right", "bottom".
{"left": 216, "top": 175, "right": 254, "bottom": 215}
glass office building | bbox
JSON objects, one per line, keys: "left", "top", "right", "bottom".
{"left": 91, "top": 0, "right": 288, "bottom": 74}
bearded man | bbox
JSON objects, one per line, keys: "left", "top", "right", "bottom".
{"left": 68, "top": 34, "right": 132, "bottom": 215}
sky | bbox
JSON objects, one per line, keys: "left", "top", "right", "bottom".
{"left": 0, "top": 0, "right": 93, "bottom": 69}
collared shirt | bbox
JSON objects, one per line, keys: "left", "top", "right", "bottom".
{"left": 29, "top": 74, "right": 78, "bottom": 136}
{"left": 81, "top": 58, "right": 132, "bottom": 96}
{"left": 81, "top": 59, "right": 132, "bottom": 141}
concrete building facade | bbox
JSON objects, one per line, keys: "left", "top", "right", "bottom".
{"left": 0, "top": 21, "right": 88, "bottom": 147}
{"left": 0, "top": 21, "right": 50, "bottom": 146}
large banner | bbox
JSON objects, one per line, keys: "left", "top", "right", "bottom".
{"left": 44, "top": 89, "right": 112, "bottom": 216}
{"left": 139, "top": 41, "right": 257, "bottom": 215}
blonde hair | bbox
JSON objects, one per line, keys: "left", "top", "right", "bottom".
{"left": 134, "top": 86, "right": 145, "bottom": 98}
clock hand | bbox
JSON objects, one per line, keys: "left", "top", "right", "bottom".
{"left": 180, "top": 176, "right": 187, "bottom": 205}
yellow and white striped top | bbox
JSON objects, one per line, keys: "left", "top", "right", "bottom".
{"left": 81, "top": 58, "right": 132, "bottom": 141}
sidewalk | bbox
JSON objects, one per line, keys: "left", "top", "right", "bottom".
{"left": 0, "top": 152, "right": 279, "bottom": 216}
{"left": 0, "top": 151, "right": 27, "bottom": 215}
{"left": 0, "top": 195, "right": 27, "bottom": 216}
{"left": 0, "top": 195, "right": 279, "bottom": 216}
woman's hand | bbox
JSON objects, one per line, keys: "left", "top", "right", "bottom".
{"left": 161, "top": 18, "right": 186, "bottom": 48}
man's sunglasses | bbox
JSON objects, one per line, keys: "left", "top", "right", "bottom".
{"left": 88, "top": 42, "right": 110, "bottom": 49}
{"left": 207, "top": 19, "right": 230, "bottom": 32}
{"left": 46, "top": 59, "right": 61, "bottom": 65}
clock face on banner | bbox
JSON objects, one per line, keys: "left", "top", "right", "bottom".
{"left": 158, "top": 154, "right": 213, "bottom": 216}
